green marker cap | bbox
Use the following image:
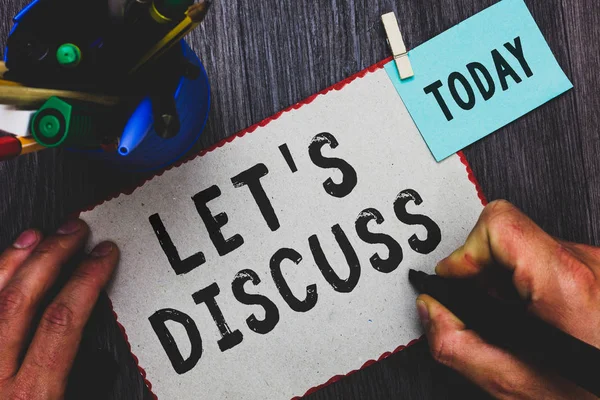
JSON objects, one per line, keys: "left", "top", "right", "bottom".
{"left": 56, "top": 43, "right": 81, "bottom": 68}
{"left": 38, "top": 115, "right": 61, "bottom": 138}
{"left": 31, "top": 97, "right": 104, "bottom": 148}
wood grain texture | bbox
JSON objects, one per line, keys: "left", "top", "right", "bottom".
{"left": 0, "top": 0, "right": 598, "bottom": 399}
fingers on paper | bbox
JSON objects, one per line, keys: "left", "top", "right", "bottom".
{"left": 15, "top": 241, "right": 118, "bottom": 396}
{"left": 0, "top": 229, "right": 42, "bottom": 290}
{"left": 417, "top": 294, "right": 593, "bottom": 400}
{"left": 0, "top": 220, "right": 89, "bottom": 380}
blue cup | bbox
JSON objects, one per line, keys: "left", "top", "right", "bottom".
{"left": 71, "top": 41, "right": 211, "bottom": 172}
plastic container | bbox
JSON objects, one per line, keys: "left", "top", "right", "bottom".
{"left": 6, "top": 0, "right": 211, "bottom": 172}
{"left": 71, "top": 41, "right": 210, "bottom": 172}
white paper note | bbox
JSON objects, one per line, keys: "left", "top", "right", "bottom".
{"left": 82, "top": 64, "right": 484, "bottom": 400}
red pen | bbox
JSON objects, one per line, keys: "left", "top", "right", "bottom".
{"left": 0, "top": 135, "right": 46, "bottom": 161}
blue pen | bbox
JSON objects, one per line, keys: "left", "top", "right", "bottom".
{"left": 118, "top": 97, "right": 153, "bottom": 156}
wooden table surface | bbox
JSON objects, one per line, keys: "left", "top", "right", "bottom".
{"left": 1, "top": 0, "right": 598, "bottom": 399}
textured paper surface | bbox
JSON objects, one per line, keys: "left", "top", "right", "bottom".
{"left": 82, "top": 66, "right": 483, "bottom": 399}
{"left": 386, "top": 0, "right": 573, "bottom": 161}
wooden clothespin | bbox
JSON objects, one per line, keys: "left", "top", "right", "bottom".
{"left": 381, "top": 12, "right": 414, "bottom": 79}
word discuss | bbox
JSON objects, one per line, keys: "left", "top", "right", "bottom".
{"left": 147, "top": 132, "right": 442, "bottom": 374}
{"left": 423, "top": 36, "right": 533, "bottom": 121}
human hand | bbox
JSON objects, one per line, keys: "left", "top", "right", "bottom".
{"left": 0, "top": 219, "right": 118, "bottom": 400}
{"left": 416, "top": 200, "right": 600, "bottom": 399}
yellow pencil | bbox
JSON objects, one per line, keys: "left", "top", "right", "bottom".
{"left": 129, "top": 1, "right": 211, "bottom": 75}
{"left": 0, "top": 62, "right": 7, "bottom": 79}
{"left": 0, "top": 135, "right": 46, "bottom": 161}
{"left": 18, "top": 136, "right": 46, "bottom": 155}
{"left": 0, "top": 79, "right": 23, "bottom": 87}
{"left": 0, "top": 85, "right": 122, "bottom": 108}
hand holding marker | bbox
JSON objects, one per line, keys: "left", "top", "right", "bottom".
{"left": 0, "top": 0, "right": 211, "bottom": 162}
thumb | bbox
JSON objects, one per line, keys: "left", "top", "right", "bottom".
{"left": 416, "top": 295, "right": 591, "bottom": 400}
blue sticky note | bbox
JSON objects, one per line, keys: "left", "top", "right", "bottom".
{"left": 384, "top": 0, "right": 573, "bottom": 161}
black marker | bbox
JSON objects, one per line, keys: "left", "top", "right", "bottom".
{"left": 408, "top": 269, "right": 600, "bottom": 397}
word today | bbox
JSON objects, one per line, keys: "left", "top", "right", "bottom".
{"left": 423, "top": 36, "right": 533, "bottom": 121}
